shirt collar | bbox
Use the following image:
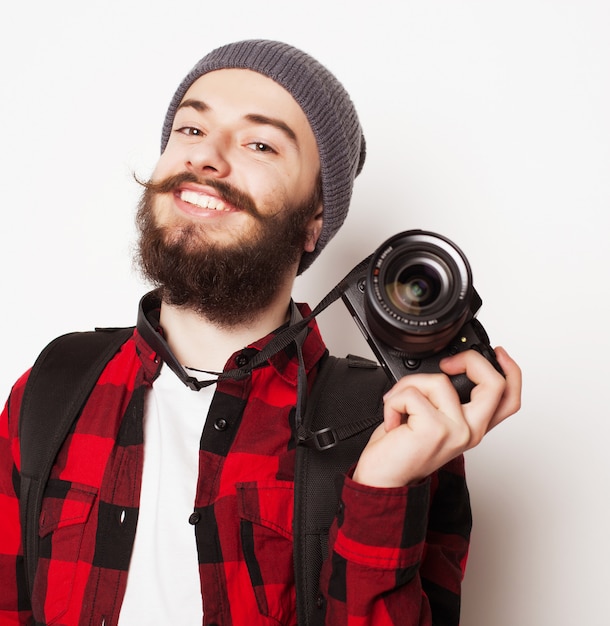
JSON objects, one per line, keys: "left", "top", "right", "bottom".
{"left": 135, "top": 290, "right": 327, "bottom": 390}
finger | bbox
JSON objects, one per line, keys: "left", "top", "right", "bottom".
{"left": 382, "top": 383, "right": 471, "bottom": 480}
{"left": 383, "top": 385, "right": 426, "bottom": 432}
{"left": 385, "top": 370, "right": 461, "bottom": 401}
{"left": 383, "top": 373, "right": 463, "bottom": 431}
{"left": 440, "top": 347, "right": 520, "bottom": 440}
{"left": 440, "top": 349, "right": 505, "bottom": 396}
{"left": 438, "top": 350, "right": 504, "bottom": 440}
{"left": 485, "top": 346, "right": 522, "bottom": 426}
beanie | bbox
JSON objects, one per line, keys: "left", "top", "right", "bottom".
{"left": 160, "top": 39, "right": 366, "bottom": 274}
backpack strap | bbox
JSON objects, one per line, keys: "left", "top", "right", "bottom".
{"left": 294, "top": 354, "right": 391, "bottom": 625}
{"left": 17, "top": 325, "right": 390, "bottom": 623}
{"left": 18, "top": 326, "right": 133, "bottom": 597}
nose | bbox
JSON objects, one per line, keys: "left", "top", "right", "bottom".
{"left": 185, "top": 132, "right": 231, "bottom": 178}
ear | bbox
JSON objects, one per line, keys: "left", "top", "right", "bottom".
{"left": 303, "top": 202, "right": 323, "bottom": 253}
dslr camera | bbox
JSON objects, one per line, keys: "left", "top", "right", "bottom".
{"left": 340, "top": 230, "right": 503, "bottom": 403}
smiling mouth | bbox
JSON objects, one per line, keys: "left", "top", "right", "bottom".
{"left": 179, "top": 190, "right": 232, "bottom": 211}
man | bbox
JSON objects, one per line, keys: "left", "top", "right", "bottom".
{"left": 0, "top": 40, "right": 521, "bottom": 625}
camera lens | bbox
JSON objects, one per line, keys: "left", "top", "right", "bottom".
{"left": 364, "top": 230, "right": 474, "bottom": 357}
{"left": 387, "top": 262, "right": 443, "bottom": 312}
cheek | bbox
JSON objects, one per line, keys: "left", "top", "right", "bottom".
{"left": 151, "top": 155, "right": 174, "bottom": 182}
{"left": 244, "top": 175, "right": 288, "bottom": 213}
{"left": 280, "top": 165, "right": 319, "bottom": 210}
{"left": 152, "top": 142, "right": 187, "bottom": 180}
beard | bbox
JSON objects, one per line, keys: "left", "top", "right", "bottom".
{"left": 135, "top": 172, "right": 320, "bottom": 328}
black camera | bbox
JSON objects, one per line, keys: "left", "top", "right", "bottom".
{"left": 340, "top": 230, "right": 503, "bottom": 403}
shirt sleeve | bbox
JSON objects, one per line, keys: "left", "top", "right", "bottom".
{"left": 0, "top": 373, "right": 34, "bottom": 625}
{"left": 320, "top": 456, "right": 471, "bottom": 626}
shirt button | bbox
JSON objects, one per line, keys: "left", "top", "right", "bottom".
{"left": 214, "top": 418, "right": 228, "bottom": 431}
{"left": 235, "top": 353, "right": 249, "bottom": 367}
{"left": 189, "top": 512, "right": 201, "bottom": 525}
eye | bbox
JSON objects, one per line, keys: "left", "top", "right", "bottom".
{"left": 175, "top": 126, "right": 205, "bottom": 137}
{"left": 247, "top": 141, "right": 276, "bottom": 154}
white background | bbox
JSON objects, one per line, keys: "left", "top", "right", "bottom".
{"left": 2, "top": 1, "right": 609, "bottom": 624}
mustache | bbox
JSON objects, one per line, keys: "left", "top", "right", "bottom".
{"left": 136, "top": 171, "right": 264, "bottom": 219}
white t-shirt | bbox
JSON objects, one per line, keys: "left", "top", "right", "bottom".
{"left": 118, "top": 364, "right": 214, "bottom": 624}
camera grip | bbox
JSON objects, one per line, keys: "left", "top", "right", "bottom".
{"left": 405, "top": 319, "right": 504, "bottom": 403}
{"left": 448, "top": 373, "right": 476, "bottom": 404}
{"left": 372, "top": 319, "right": 504, "bottom": 403}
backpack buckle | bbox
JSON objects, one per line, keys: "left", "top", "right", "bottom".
{"left": 309, "top": 427, "right": 339, "bottom": 451}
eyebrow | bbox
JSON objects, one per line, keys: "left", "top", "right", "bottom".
{"left": 177, "top": 98, "right": 299, "bottom": 145}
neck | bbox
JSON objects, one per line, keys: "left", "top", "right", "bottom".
{"left": 158, "top": 283, "right": 295, "bottom": 373}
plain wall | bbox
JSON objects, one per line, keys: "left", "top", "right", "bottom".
{"left": 2, "top": 1, "right": 609, "bottom": 624}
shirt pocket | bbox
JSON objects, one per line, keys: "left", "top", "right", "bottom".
{"left": 32, "top": 480, "right": 98, "bottom": 625}
{"left": 236, "top": 480, "right": 296, "bottom": 623}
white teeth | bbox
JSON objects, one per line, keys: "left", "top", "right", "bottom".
{"left": 180, "top": 190, "right": 227, "bottom": 211}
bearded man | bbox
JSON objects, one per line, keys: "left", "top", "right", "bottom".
{"left": 0, "top": 40, "right": 521, "bottom": 626}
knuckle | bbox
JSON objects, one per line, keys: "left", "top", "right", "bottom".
{"left": 430, "top": 418, "right": 470, "bottom": 451}
{"left": 508, "top": 395, "right": 522, "bottom": 414}
{"left": 453, "top": 423, "right": 472, "bottom": 449}
{"left": 437, "top": 373, "right": 456, "bottom": 392}
{"left": 488, "top": 369, "right": 507, "bottom": 390}
{"left": 403, "top": 385, "right": 422, "bottom": 400}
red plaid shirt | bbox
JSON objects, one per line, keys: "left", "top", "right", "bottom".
{"left": 0, "top": 294, "right": 471, "bottom": 625}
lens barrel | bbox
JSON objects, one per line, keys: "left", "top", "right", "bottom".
{"left": 364, "top": 230, "right": 474, "bottom": 357}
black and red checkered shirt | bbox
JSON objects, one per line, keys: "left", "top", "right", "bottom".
{"left": 0, "top": 295, "right": 471, "bottom": 625}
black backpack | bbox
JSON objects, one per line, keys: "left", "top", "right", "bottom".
{"left": 18, "top": 327, "right": 389, "bottom": 625}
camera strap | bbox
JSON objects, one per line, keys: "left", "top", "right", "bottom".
{"left": 136, "top": 255, "right": 373, "bottom": 392}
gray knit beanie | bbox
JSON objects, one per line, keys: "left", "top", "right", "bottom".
{"left": 160, "top": 39, "right": 366, "bottom": 274}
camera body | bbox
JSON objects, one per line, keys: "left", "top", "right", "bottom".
{"left": 340, "top": 230, "right": 502, "bottom": 403}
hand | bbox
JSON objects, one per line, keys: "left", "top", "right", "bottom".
{"left": 352, "top": 347, "right": 522, "bottom": 488}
